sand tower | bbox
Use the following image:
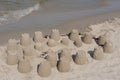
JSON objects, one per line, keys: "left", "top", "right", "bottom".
{"left": 33, "top": 31, "right": 45, "bottom": 43}
{"left": 74, "top": 38, "right": 82, "bottom": 47}
{"left": 34, "top": 43, "right": 48, "bottom": 52}
{"left": 93, "top": 46, "right": 104, "bottom": 60}
{"left": 20, "top": 33, "right": 31, "bottom": 46}
{"left": 7, "top": 39, "right": 17, "bottom": 52}
{"left": 69, "top": 29, "right": 79, "bottom": 41}
{"left": 23, "top": 46, "right": 34, "bottom": 56}
{"left": 74, "top": 50, "right": 87, "bottom": 65}
{"left": 59, "top": 49, "right": 71, "bottom": 61}
{"left": 6, "top": 51, "right": 18, "bottom": 65}
{"left": 103, "top": 41, "right": 113, "bottom": 53}
{"left": 47, "top": 39, "right": 57, "bottom": 47}
{"left": 50, "top": 29, "right": 60, "bottom": 41}
{"left": 46, "top": 51, "right": 57, "bottom": 67}
{"left": 82, "top": 33, "right": 93, "bottom": 44}
{"left": 37, "top": 60, "right": 51, "bottom": 77}
{"left": 61, "top": 37, "right": 69, "bottom": 46}
{"left": 57, "top": 57, "right": 71, "bottom": 72}
{"left": 98, "top": 34, "right": 106, "bottom": 45}
{"left": 17, "top": 59, "right": 32, "bottom": 73}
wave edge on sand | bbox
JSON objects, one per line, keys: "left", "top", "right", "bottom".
{"left": 0, "top": 3, "right": 40, "bottom": 25}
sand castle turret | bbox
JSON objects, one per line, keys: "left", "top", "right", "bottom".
{"left": 47, "top": 39, "right": 57, "bottom": 47}
{"left": 74, "top": 50, "right": 87, "bottom": 65}
{"left": 20, "top": 33, "right": 31, "bottom": 46}
{"left": 59, "top": 49, "right": 71, "bottom": 61}
{"left": 74, "top": 38, "right": 82, "bottom": 47}
{"left": 50, "top": 29, "right": 60, "bottom": 41}
{"left": 82, "top": 33, "right": 93, "bottom": 44}
{"left": 6, "top": 51, "right": 18, "bottom": 65}
{"left": 37, "top": 60, "right": 51, "bottom": 77}
{"left": 69, "top": 29, "right": 79, "bottom": 41}
{"left": 33, "top": 31, "right": 45, "bottom": 43}
{"left": 46, "top": 51, "right": 57, "bottom": 67}
{"left": 61, "top": 38, "right": 69, "bottom": 46}
{"left": 17, "top": 59, "right": 32, "bottom": 73}
{"left": 103, "top": 41, "right": 113, "bottom": 53}
{"left": 34, "top": 43, "right": 41, "bottom": 51}
{"left": 57, "top": 57, "right": 71, "bottom": 72}
{"left": 93, "top": 46, "right": 104, "bottom": 60}
{"left": 98, "top": 34, "right": 106, "bottom": 45}
{"left": 23, "top": 46, "right": 34, "bottom": 56}
{"left": 34, "top": 43, "right": 48, "bottom": 52}
{"left": 7, "top": 39, "right": 17, "bottom": 52}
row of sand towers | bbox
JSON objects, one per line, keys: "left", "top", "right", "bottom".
{"left": 5, "top": 29, "right": 113, "bottom": 77}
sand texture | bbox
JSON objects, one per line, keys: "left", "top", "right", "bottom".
{"left": 0, "top": 18, "right": 120, "bottom": 80}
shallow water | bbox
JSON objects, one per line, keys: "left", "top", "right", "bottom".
{"left": 0, "top": 0, "right": 38, "bottom": 11}
{"left": 0, "top": 0, "right": 120, "bottom": 31}
{"left": 0, "top": 0, "right": 40, "bottom": 24}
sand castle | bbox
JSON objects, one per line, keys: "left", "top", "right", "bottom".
{"left": 23, "top": 46, "right": 34, "bottom": 56}
{"left": 47, "top": 39, "right": 57, "bottom": 47}
{"left": 103, "top": 41, "right": 113, "bottom": 53}
{"left": 6, "top": 39, "right": 21, "bottom": 65}
{"left": 37, "top": 60, "right": 51, "bottom": 77}
{"left": 33, "top": 31, "right": 45, "bottom": 43}
{"left": 17, "top": 59, "right": 32, "bottom": 73}
{"left": 59, "top": 49, "right": 71, "bottom": 61}
{"left": 98, "top": 34, "right": 106, "bottom": 45}
{"left": 20, "top": 33, "right": 31, "bottom": 46}
{"left": 7, "top": 39, "right": 18, "bottom": 52}
{"left": 74, "top": 38, "right": 82, "bottom": 47}
{"left": 50, "top": 29, "right": 60, "bottom": 41}
{"left": 74, "top": 50, "right": 87, "bottom": 65}
{"left": 61, "top": 37, "right": 69, "bottom": 46}
{"left": 3, "top": 28, "right": 114, "bottom": 78}
{"left": 93, "top": 46, "right": 104, "bottom": 60}
{"left": 34, "top": 43, "right": 48, "bottom": 52}
{"left": 57, "top": 57, "right": 71, "bottom": 72}
{"left": 6, "top": 51, "right": 18, "bottom": 65}
{"left": 82, "top": 33, "right": 93, "bottom": 44}
{"left": 69, "top": 29, "right": 79, "bottom": 41}
{"left": 46, "top": 51, "right": 57, "bottom": 67}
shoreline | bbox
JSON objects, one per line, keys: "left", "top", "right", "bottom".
{"left": 0, "top": 10, "right": 120, "bottom": 45}
{"left": 56, "top": 10, "right": 120, "bottom": 33}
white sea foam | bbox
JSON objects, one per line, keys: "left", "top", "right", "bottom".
{"left": 0, "top": 3, "right": 40, "bottom": 25}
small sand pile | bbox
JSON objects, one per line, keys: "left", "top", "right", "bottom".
{"left": 0, "top": 18, "right": 120, "bottom": 80}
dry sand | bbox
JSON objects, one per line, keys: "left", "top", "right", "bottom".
{"left": 0, "top": 17, "right": 120, "bottom": 80}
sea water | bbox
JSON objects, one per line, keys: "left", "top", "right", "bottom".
{"left": 0, "top": 0, "right": 40, "bottom": 25}
{"left": 0, "top": 0, "right": 120, "bottom": 28}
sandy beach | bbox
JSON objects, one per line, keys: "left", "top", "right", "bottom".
{"left": 0, "top": 16, "right": 120, "bottom": 80}
{"left": 0, "top": 0, "right": 120, "bottom": 80}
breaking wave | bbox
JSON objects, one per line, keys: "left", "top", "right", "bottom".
{"left": 0, "top": 3, "right": 40, "bottom": 25}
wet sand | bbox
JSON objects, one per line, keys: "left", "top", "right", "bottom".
{"left": 0, "top": 10, "right": 120, "bottom": 45}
